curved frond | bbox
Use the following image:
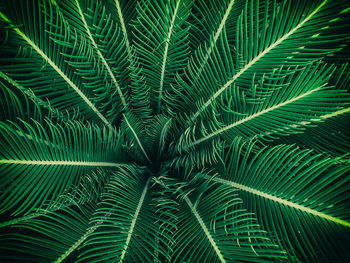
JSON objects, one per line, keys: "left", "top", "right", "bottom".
{"left": 0, "top": 0, "right": 349, "bottom": 262}
{"left": 102, "top": 0, "right": 136, "bottom": 57}
{"left": 0, "top": 167, "right": 109, "bottom": 229}
{"left": 0, "top": 0, "right": 113, "bottom": 126}
{"left": 0, "top": 74, "right": 42, "bottom": 122}
{"left": 77, "top": 167, "right": 170, "bottom": 262}
{"left": 0, "top": 119, "right": 123, "bottom": 215}
{"left": 51, "top": 0, "right": 130, "bottom": 115}
{"left": 180, "top": 64, "right": 349, "bottom": 149}
{"left": 178, "top": 0, "right": 350, "bottom": 121}
{"left": 213, "top": 139, "right": 350, "bottom": 262}
{"left": 271, "top": 108, "right": 350, "bottom": 158}
{"left": 132, "top": 0, "right": 193, "bottom": 114}
{"left": 0, "top": 203, "right": 96, "bottom": 263}
{"left": 158, "top": 172, "right": 287, "bottom": 262}
{"left": 188, "top": 0, "right": 245, "bottom": 50}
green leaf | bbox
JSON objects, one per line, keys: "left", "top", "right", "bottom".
{"left": 77, "top": 167, "right": 170, "bottom": 262}
{"left": 214, "top": 139, "right": 350, "bottom": 262}
{"left": 0, "top": 1, "right": 112, "bottom": 126}
{"left": 132, "top": 0, "right": 193, "bottom": 114}
{"left": 183, "top": 0, "right": 350, "bottom": 121}
{"left": 181, "top": 64, "right": 349, "bottom": 149}
{"left": 158, "top": 171, "right": 287, "bottom": 262}
{"left": 0, "top": 203, "right": 96, "bottom": 262}
{"left": 0, "top": 0, "right": 350, "bottom": 262}
{"left": 0, "top": 119, "right": 123, "bottom": 215}
{"left": 50, "top": 0, "right": 131, "bottom": 121}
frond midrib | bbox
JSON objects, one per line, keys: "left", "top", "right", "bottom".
{"left": 256, "top": 106, "right": 350, "bottom": 139}
{"left": 119, "top": 179, "right": 150, "bottom": 262}
{"left": 55, "top": 223, "right": 99, "bottom": 263}
{"left": 188, "top": 86, "right": 323, "bottom": 148}
{"left": 0, "top": 203, "right": 75, "bottom": 228}
{"left": 190, "top": 0, "right": 327, "bottom": 121}
{"left": 123, "top": 113, "right": 151, "bottom": 163}
{"left": 74, "top": 0, "right": 127, "bottom": 108}
{"left": 0, "top": 159, "right": 123, "bottom": 167}
{"left": 0, "top": 71, "right": 61, "bottom": 116}
{"left": 157, "top": 0, "right": 181, "bottom": 113}
{"left": 191, "top": 0, "right": 236, "bottom": 82}
{"left": 210, "top": 176, "right": 350, "bottom": 227}
{"left": 114, "top": 0, "right": 132, "bottom": 59}
{"left": 73, "top": 0, "right": 152, "bottom": 162}
{"left": 0, "top": 11, "right": 112, "bottom": 128}
{"left": 183, "top": 194, "right": 226, "bottom": 263}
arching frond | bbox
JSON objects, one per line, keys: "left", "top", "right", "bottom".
{"left": 0, "top": 74, "right": 42, "bottom": 122}
{"left": 157, "top": 171, "right": 287, "bottom": 262}
{"left": 77, "top": 167, "right": 170, "bottom": 262}
{"left": 132, "top": 0, "right": 193, "bottom": 114}
{"left": 212, "top": 139, "right": 350, "bottom": 262}
{"left": 0, "top": 1, "right": 114, "bottom": 126}
{"left": 0, "top": 168, "right": 109, "bottom": 229}
{"left": 272, "top": 109, "right": 350, "bottom": 158}
{"left": 0, "top": 203, "right": 97, "bottom": 263}
{"left": 102, "top": 0, "right": 136, "bottom": 56}
{"left": 179, "top": 64, "right": 349, "bottom": 150}
{"left": 0, "top": 0, "right": 349, "bottom": 262}
{"left": 188, "top": 0, "right": 245, "bottom": 50}
{"left": 176, "top": 0, "right": 350, "bottom": 121}
{"left": 0, "top": 119, "right": 123, "bottom": 215}
{"left": 0, "top": 71, "right": 82, "bottom": 122}
{"left": 50, "top": 0, "right": 131, "bottom": 121}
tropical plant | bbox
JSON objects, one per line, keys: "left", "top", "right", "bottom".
{"left": 0, "top": 0, "right": 349, "bottom": 262}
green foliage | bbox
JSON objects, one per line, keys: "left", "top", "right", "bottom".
{"left": 0, "top": 0, "right": 349, "bottom": 262}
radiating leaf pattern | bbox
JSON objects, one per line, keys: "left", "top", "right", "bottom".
{"left": 0, "top": 0, "right": 349, "bottom": 262}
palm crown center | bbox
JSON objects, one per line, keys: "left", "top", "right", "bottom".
{"left": 0, "top": 0, "right": 350, "bottom": 262}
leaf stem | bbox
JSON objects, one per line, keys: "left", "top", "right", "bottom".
{"left": 119, "top": 178, "right": 150, "bottom": 262}
{"left": 209, "top": 176, "right": 350, "bottom": 227}
{"left": 0, "top": 11, "right": 112, "bottom": 128}
{"left": 191, "top": 0, "right": 327, "bottom": 121}
{"left": 157, "top": 0, "right": 181, "bottom": 113}
{"left": 123, "top": 114, "right": 151, "bottom": 163}
{"left": 0, "top": 159, "right": 123, "bottom": 167}
{"left": 188, "top": 86, "right": 322, "bottom": 148}
{"left": 182, "top": 193, "right": 226, "bottom": 262}
{"left": 74, "top": 0, "right": 127, "bottom": 108}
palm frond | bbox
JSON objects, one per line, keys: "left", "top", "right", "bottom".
{"left": 0, "top": 203, "right": 96, "bottom": 263}
{"left": 213, "top": 139, "right": 350, "bottom": 262}
{"left": 50, "top": 0, "right": 131, "bottom": 119}
{"left": 188, "top": 0, "right": 245, "bottom": 50}
{"left": 0, "top": 74, "right": 42, "bottom": 122}
{"left": 0, "top": 0, "right": 132, "bottom": 126}
{"left": 0, "top": 0, "right": 349, "bottom": 262}
{"left": 132, "top": 0, "right": 193, "bottom": 114}
{"left": 180, "top": 63, "right": 349, "bottom": 150}
{"left": 77, "top": 167, "right": 170, "bottom": 262}
{"left": 0, "top": 119, "right": 123, "bottom": 215}
{"left": 0, "top": 71, "right": 78, "bottom": 122}
{"left": 145, "top": 114, "right": 173, "bottom": 158}
{"left": 121, "top": 112, "right": 152, "bottom": 163}
{"left": 177, "top": 0, "right": 350, "bottom": 121}
{"left": 272, "top": 109, "right": 350, "bottom": 158}
{"left": 102, "top": 0, "right": 136, "bottom": 56}
{"left": 156, "top": 170, "right": 287, "bottom": 262}
{"left": 0, "top": 167, "right": 109, "bottom": 229}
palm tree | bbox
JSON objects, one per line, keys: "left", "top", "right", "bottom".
{"left": 0, "top": 0, "right": 349, "bottom": 262}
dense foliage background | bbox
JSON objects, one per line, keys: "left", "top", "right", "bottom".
{"left": 0, "top": 0, "right": 350, "bottom": 262}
